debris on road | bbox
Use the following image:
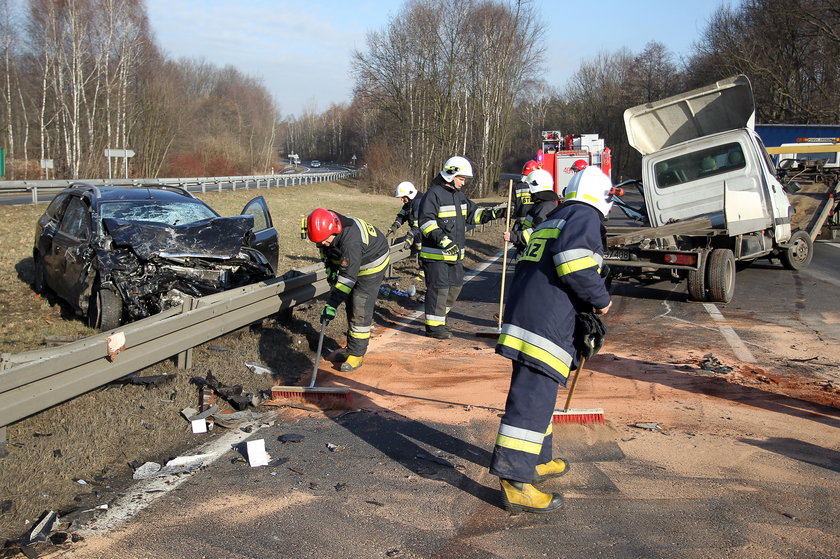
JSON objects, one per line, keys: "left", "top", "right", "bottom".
{"left": 244, "top": 361, "right": 277, "bottom": 376}
{"left": 132, "top": 462, "right": 163, "bottom": 480}
{"left": 631, "top": 422, "right": 662, "bottom": 432}
{"left": 278, "top": 433, "right": 305, "bottom": 444}
{"left": 699, "top": 354, "right": 733, "bottom": 375}
{"left": 246, "top": 439, "right": 270, "bottom": 467}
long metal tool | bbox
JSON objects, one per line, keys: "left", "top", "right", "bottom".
{"left": 475, "top": 179, "right": 514, "bottom": 337}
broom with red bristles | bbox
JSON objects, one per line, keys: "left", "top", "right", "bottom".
{"left": 553, "top": 313, "right": 606, "bottom": 425}
{"left": 271, "top": 319, "right": 353, "bottom": 405}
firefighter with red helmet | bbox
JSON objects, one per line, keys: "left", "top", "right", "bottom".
{"left": 504, "top": 169, "right": 560, "bottom": 252}
{"left": 419, "top": 156, "right": 504, "bottom": 339}
{"left": 304, "top": 208, "right": 390, "bottom": 372}
{"left": 489, "top": 167, "right": 614, "bottom": 513}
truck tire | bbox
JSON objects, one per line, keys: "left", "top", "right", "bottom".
{"left": 88, "top": 279, "right": 123, "bottom": 331}
{"left": 707, "top": 248, "right": 735, "bottom": 304}
{"left": 687, "top": 254, "right": 707, "bottom": 302}
{"left": 780, "top": 230, "right": 813, "bottom": 270}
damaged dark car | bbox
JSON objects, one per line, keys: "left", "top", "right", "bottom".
{"left": 33, "top": 183, "right": 279, "bottom": 331}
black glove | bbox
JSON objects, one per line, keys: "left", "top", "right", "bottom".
{"left": 386, "top": 225, "right": 398, "bottom": 237}
{"left": 575, "top": 312, "right": 607, "bottom": 360}
{"left": 440, "top": 236, "right": 460, "bottom": 257}
{"left": 492, "top": 206, "right": 506, "bottom": 220}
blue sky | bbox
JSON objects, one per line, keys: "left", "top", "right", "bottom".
{"left": 145, "top": 0, "right": 732, "bottom": 117}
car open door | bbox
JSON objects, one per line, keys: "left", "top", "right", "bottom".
{"left": 240, "top": 196, "right": 279, "bottom": 275}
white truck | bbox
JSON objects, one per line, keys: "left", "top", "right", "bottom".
{"left": 605, "top": 75, "right": 839, "bottom": 303}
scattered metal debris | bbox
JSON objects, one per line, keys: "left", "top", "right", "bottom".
{"left": 326, "top": 443, "right": 344, "bottom": 452}
{"left": 278, "top": 433, "right": 305, "bottom": 444}
{"left": 244, "top": 361, "right": 277, "bottom": 376}
{"left": 699, "top": 354, "right": 733, "bottom": 375}
{"left": 631, "top": 422, "right": 662, "bottom": 432}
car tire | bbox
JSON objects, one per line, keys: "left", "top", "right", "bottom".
{"left": 707, "top": 248, "right": 736, "bottom": 304}
{"left": 88, "top": 279, "right": 123, "bottom": 331}
{"left": 33, "top": 253, "right": 47, "bottom": 294}
{"left": 780, "top": 230, "right": 813, "bottom": 270}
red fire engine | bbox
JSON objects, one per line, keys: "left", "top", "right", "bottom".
{"left": 536, "top": 130, "right": 612, "bottom": 194}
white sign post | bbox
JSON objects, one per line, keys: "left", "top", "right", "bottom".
{"left": 40, "top": 159, "right": 54, "bottom": 180}
{"left": 104, "top": 148, "right": 135, "bottom": 179}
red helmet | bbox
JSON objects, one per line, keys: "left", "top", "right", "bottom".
{"left": 306, "top": 208, "right": 342, "bottom": 243}
{"left": 521, "top": 160, "right": 541, "bottom": 180}
{"left": 571, "top": 159, "right": 589, "bottom": 172}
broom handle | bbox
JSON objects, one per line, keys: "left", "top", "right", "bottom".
{"left": 309, "top": 319, "right": 327, "bottom": 388}
{"left": 498, "top": 179, "right": 514, "bottom": 330}
{"left": 564, "top": 357, "right": 586, "bottom": 410}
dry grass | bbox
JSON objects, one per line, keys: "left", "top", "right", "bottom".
{"left": 0, "top": 178, "right": 503, "bottom": 354}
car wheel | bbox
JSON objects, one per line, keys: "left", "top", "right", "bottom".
{"left": 88, "top": 280, "right": 123, "bottom": 331}
{"left": 707, "top": 248, "right": 736, "bottom": 304}
{"left": 33, "top": 254, "right": 47, "bottom": 294}
{"left": 780, "top": 230, "right": 813, "bottom": 271}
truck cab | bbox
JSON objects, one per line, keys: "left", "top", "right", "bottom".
{"left": 624, "top": 74, "right": 792, "bottom": 243}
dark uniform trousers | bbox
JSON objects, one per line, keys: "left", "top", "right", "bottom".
{"left": 421, "top": 260, "right": 464, "bottom": 333}
{"left": 489, "top": 361, "right": 557, "bottom": 482}
{"left": 345, "top": 266, "right": 387, "bottom": 357}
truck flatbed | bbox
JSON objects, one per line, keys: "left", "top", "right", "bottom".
{"left": 788, "top": 178, "right": 840, "bottom": 240}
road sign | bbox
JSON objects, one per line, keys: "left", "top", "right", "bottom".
{"left": 40, "top": 159, "right": 54, "bottom": 169}
{"left": 104, "top": 149, "right": 135, "bottom": 158}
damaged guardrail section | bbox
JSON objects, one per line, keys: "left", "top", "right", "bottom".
{"left": 0, "top": 243, "right": 412, "bottom": 436}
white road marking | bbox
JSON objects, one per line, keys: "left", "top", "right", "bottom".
{"left": 702, "top": 303, "right": 756, "bottom": 362}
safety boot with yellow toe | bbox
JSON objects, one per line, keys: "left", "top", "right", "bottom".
{"left": 533, "top": 458, "right": 570, "bottom": 484}
{"left": 340, "top": 355, "right": 364, "bottom": 372}
{"left": 500, "top": 479, "right": 563, "bottom": 513}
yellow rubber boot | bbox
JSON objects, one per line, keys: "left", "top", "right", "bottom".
{"left": 533, "top": 458, "right": 570, "bottom": 484}
{"left": 500, "top": 479, "right": 563, "bottom": 513}
{"left": 340, "top": 355, "right": 364, "bottom": 372}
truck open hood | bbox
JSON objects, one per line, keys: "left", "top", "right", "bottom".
{"left": 624, "top": 75, "right": 755, "bottom": 155}
{"left": 103, "top": 215, "right": 255, "bottom": 260}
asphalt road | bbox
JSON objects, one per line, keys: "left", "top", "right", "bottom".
{"left": 61, "top": 243, "right": 840, "bottom": 559}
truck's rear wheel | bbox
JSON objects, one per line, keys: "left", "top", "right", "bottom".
{"left": 707, "top": 248, "right": 735, "bottom": 304}
{"left": 687, "top": 254, "right": 707, "bottom": 302}
{"left": 780, "top": 230, "right": 813, "bottom": 270}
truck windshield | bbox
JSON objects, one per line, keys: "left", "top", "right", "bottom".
{"left": 654, "top": 142, "right": 746, "bottom": 188}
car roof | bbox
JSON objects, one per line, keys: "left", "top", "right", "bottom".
{"left": 67, "top": 183, "right": 204, "bottom": 203}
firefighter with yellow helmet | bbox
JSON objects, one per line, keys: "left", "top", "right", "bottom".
{"left": 304, "top": 208, "right": 390, "bottom": 372}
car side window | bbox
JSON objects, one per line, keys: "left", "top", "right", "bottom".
{"left": 58, "top": 197, "right": 91, "bottom": 239}
{"left": 45, "top": 193, "right": 71, "bottom": 221}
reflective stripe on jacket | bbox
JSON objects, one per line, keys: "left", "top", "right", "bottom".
{"left": 496, "top": 202, "right": 610, "bottom": 385}
{"left": 419, "top": 176, "right": 489, "bottom": 263}
{"left": 321, "top": 214, "right": 390, "bottom": 308}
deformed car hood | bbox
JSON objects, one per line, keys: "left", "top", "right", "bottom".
{"left": 103, "top": 215, "right": 255, "bottom": 260}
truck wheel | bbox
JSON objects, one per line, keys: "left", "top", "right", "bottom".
{"left": 687, "top": 255, "right": 707, "bottom": 302}
{"left": 707, "top": 249, "right": 735, "bottom": 304}
{"left": 88, "top": 279, "right": 123, "bottom": 331}
{"left": 780, "top": 230, "right": 813, "bottom": 270}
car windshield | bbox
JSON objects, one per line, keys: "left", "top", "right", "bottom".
{"left": 99, "top": 200, "right": 218, "bottom": 226}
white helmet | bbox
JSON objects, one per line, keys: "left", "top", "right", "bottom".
{"left": 395, "top": 181, "right": 417, "bottom": 199}
{"left": 525, "top": 169, "right": 554, "bottom": 194}
{"left": 440, "top": 156, "right": 473, "bottom": 182}
{"left": 563, "top": 166, "right": 614, "bottom": 216}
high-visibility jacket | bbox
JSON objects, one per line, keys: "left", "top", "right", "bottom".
{"left": 496, "top": 202, "right": 611, "bottom": 385}
{"left": 320, "top": 213, "right": 390, "bottom": 308}
{"left": 419, "top": 176, "right": 493, "bottom": 263}
{"left": 512, "top": 179, "right": 532, "bottom": 223}
{"left": 390, "top": 195, "right": 423, "bottom": 232}
{"left": 508, "top": 190, "right": 560, "bottom": 250}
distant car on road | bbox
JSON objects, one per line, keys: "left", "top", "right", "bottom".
{"left": 310, "top": 160, "right": 321, "bottom": 168}
{"left": 32, "top": 183, "right": 279, "bottom": 331}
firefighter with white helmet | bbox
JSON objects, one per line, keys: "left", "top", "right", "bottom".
{"left": 513, "top": 160, "right": 541, "bottom": 224}
{"left": 504, "top": 169, "right": 560, "bottom": 252}
{"left": 304, "top": 208, "right": 390, "bottom": 372}
{"left": 386, "top": 181, "right": 424, "bottom": 256}
{"left": 418, "top": 155, "right": 504, "bottom": 339}
{"left": 489, "top": 167, "right": 614, "bottom": 513}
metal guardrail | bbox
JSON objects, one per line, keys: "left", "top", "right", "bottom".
{"left": 0, "top": 242, "right": 412, "bottom": 437}
{"left": 0, "top": 169, "right": 362, "bottom": 204}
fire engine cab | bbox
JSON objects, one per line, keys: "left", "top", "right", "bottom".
{"left": 537, "top": 130, "right": 612, "bottom": 194}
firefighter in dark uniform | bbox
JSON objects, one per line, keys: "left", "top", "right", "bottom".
{"left": 512, "top": 160, "right": 541, "bottom": 226}
{"left": 386, "top": 181, "right": 424, "bottom": 257}
{"left": 504, "top": 169, "right": 560, "bottom": 253}
{"left": 305, "top": 208, "right": 390, "bottom": 372}
{"left": 419, "top": 156, "right": 503, "bottom": 339}
{"left": 489, "top": 167, "right": 614, "bottom": 513}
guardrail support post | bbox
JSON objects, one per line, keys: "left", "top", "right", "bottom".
{"left": 31, "top": 187, "right": 37, "bottom": 205}
{"left": 176, "top": 297, "right": 197, "bottom": 370}
{"left": 0, "top": 426, "right": 6, "bottom": 445}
